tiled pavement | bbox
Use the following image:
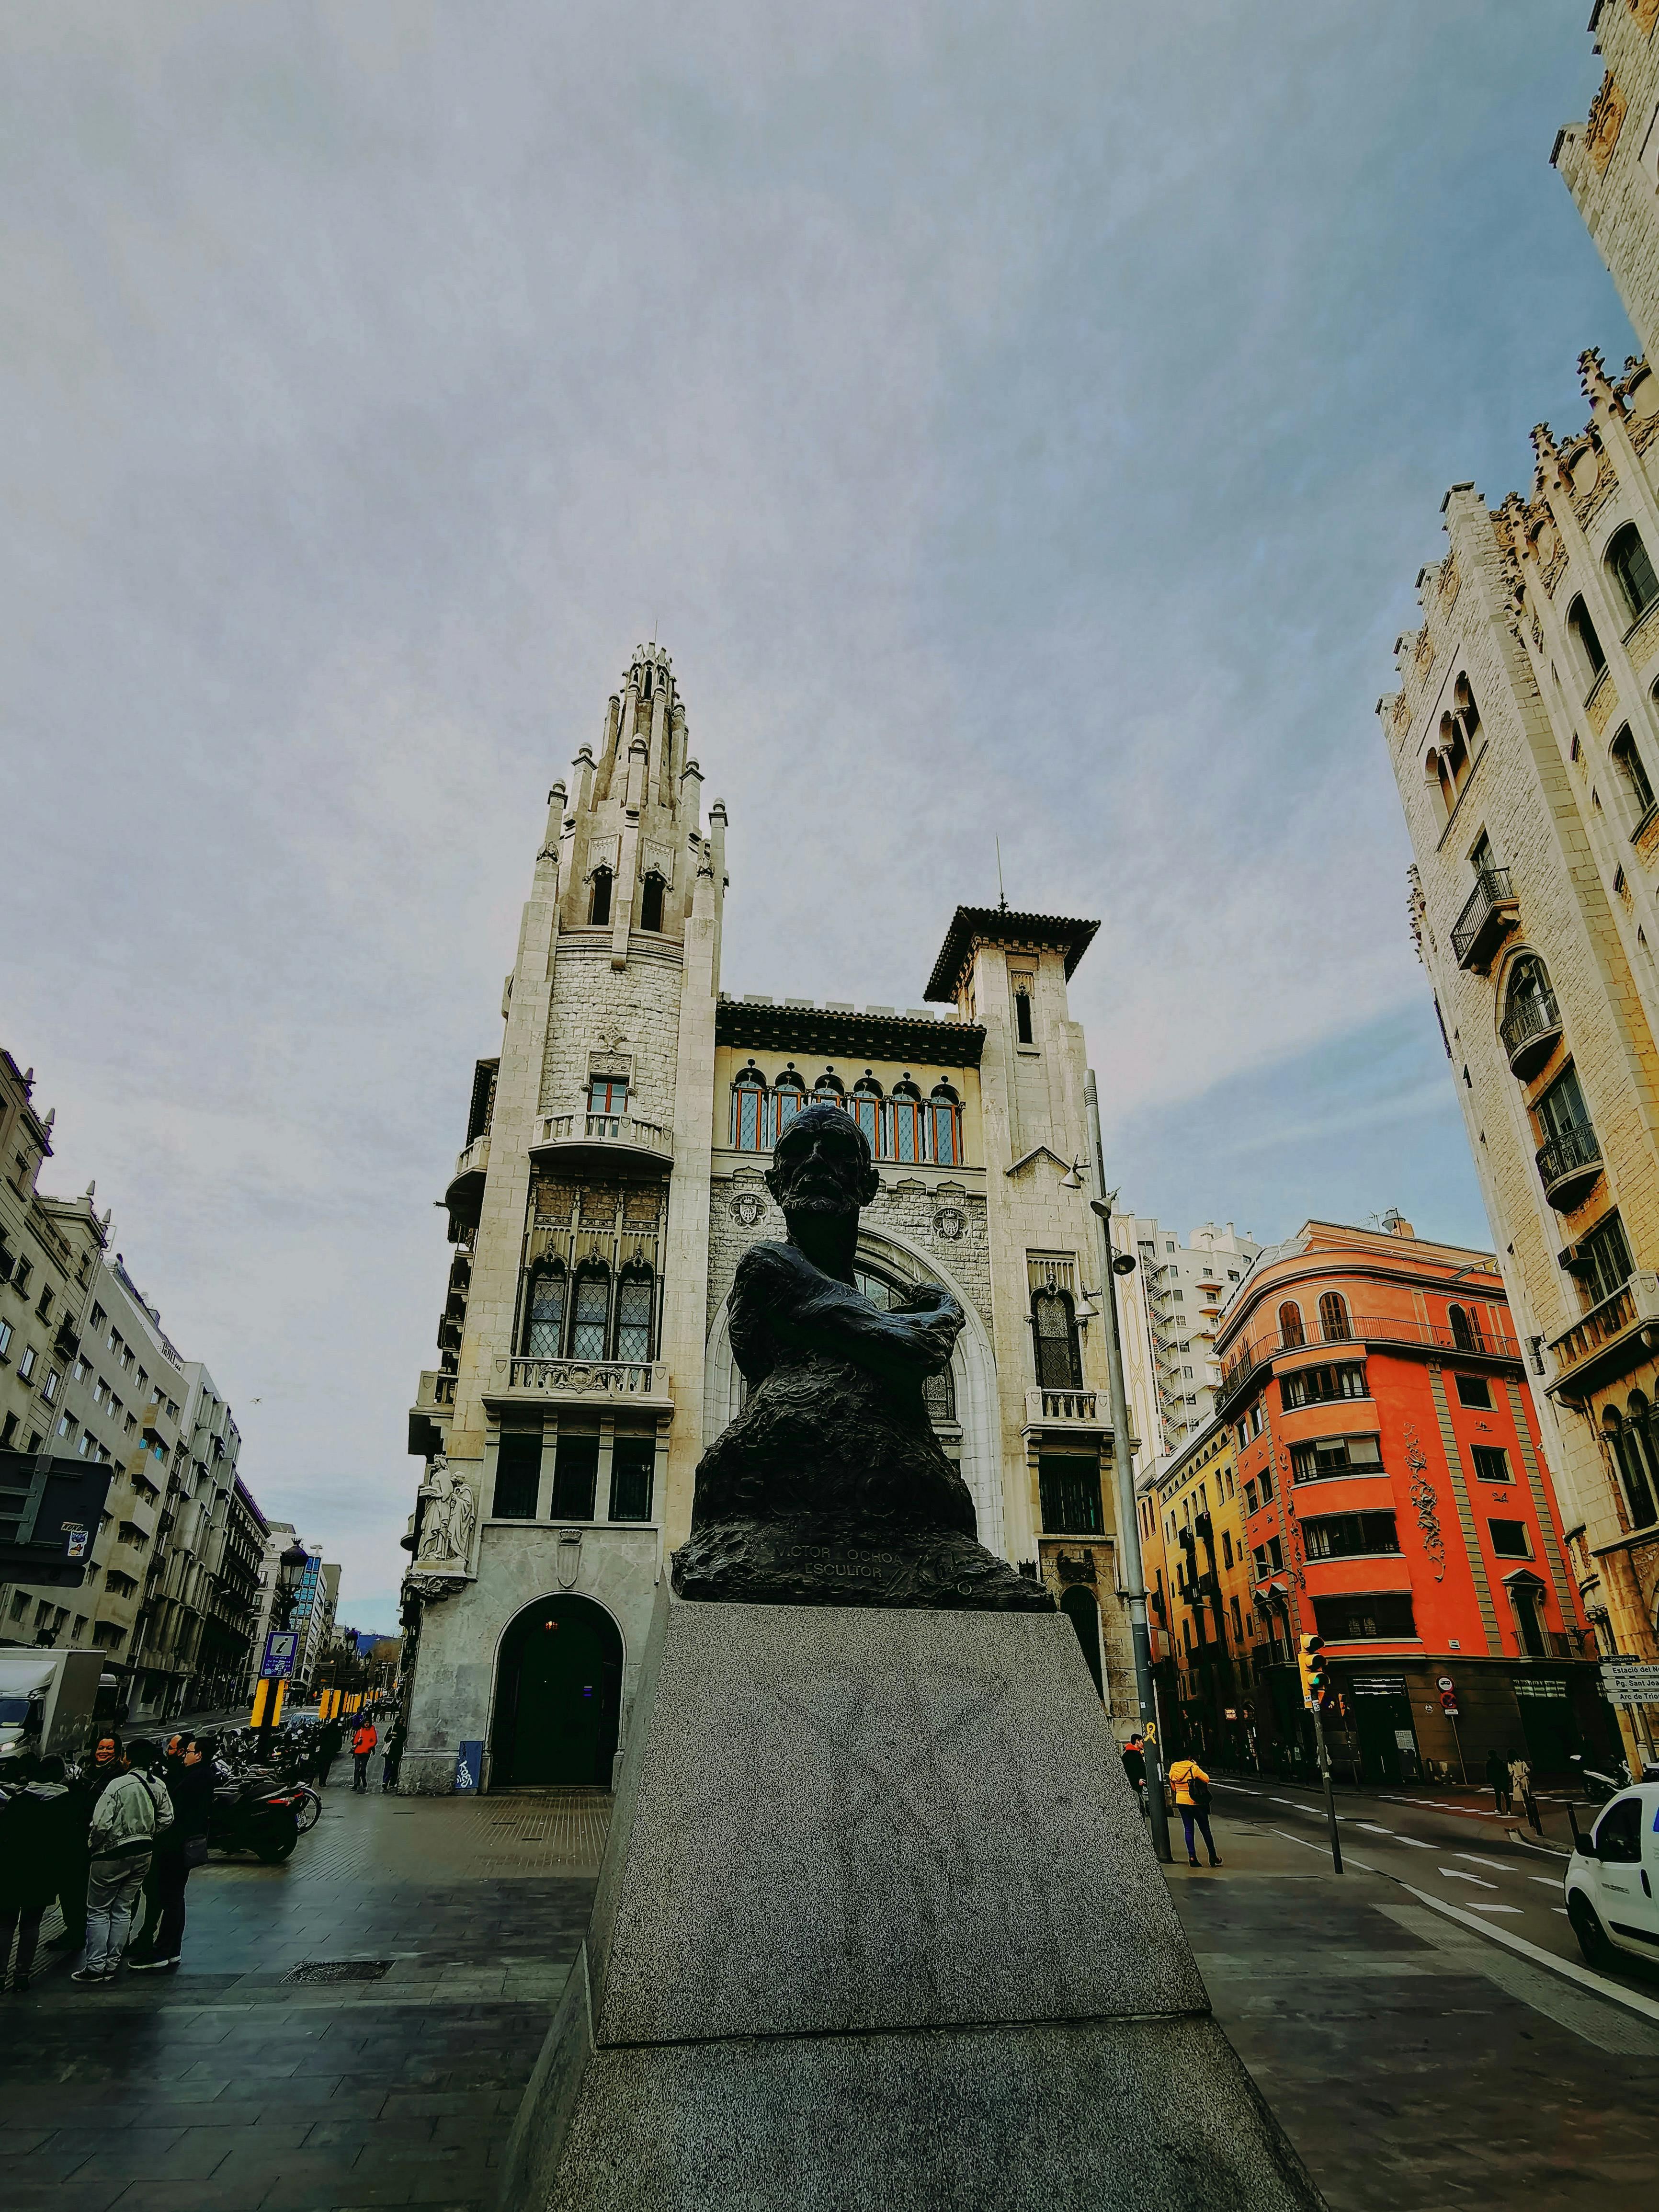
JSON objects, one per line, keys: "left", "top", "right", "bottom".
{"left": 0, "top": 1771, "right": 602, "bottom": 2212}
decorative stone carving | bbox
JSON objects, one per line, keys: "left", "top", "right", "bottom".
{"left": 932, "top": 1205, "right": 966, "bottom": 1242}
{"left": 1404, "top": 1423, "right": 1446, "bottom": 1582}
{"left": 1587, "top": 70, "right": 1627, "bottom": 177}
{"left": 415, "top": 1458, "right": 477, "bottom": 1572}
{"left": 729, "top": 1190, "right": 766, "bottom": 1227}
{"left": 673, "top": 1105, "right": 1053, "bottom": 1612}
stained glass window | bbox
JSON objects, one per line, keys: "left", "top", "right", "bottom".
{"left": 570, "top": 1269, "right": 610, "bottom": 1359}
{"left": 525, "top": 1267, "right": 567, "bottom": 1357}
{"left": 615, "top": 1271, "right": 654, "bottom": 1362}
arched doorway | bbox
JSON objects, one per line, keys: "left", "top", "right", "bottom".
{"left": 1059, "top": 1585, "right": 1103, "bottom": 1700}
{"left": 490, "top": 1595, "right": 623, "bottom": 1787}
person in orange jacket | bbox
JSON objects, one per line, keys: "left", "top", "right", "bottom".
{"left": 350, "top": 1718, "right": 378, "bottom": 1794}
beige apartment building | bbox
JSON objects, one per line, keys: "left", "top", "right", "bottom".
{"left": 1112, "top": 1217, "right": 1261, "bottom": 1461}
{"left": 398, "top": 643, "right": 1134, "bottom": 1791}
{"left": 1375, "top": 9, "right": 1659, "bottom": 1763}
{"left": 1, "top": 1048, "right": 266, "bottom": 1716}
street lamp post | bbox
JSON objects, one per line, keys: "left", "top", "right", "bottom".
{"left": 1085, "top": 1070, "right": 1173, "bottom": 1867}
{"left": 254, "top": 1540, "right": 311, "bottom": 1761}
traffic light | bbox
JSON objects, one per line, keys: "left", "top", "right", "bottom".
{"left": 1298, "top": 1633, "right": 1331, "bottom": 1712}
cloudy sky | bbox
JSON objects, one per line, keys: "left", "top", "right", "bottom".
{"left": 2, "top": 3, "right": 1636, "bottom": 1623}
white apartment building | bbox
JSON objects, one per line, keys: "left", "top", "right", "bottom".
{"left": 1114, "top": 1218, "right": 1262, "bottom": 1461}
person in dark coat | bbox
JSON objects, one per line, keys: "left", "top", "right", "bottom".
{"left": 2, "top": 1756, "right": 79, "bottom": 1991}
{"left": 128, "top": 1736, "right": 214, "bottom": 1973}
{"left": 314, "top": 1719, "right": 345, "bottom": 1788}
{"left": 46, "top": 1732, "right": 125, "bottom": 1954}
{"left": 1485, "top": 1746, "right": 1512, "bottom": 1814}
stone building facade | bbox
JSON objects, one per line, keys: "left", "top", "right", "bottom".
{"left": 1554, "top": 0, "right": 1659, "bottom": 366}
{"left": 397, "top": 645, "right": 1135, "bottom": 1792}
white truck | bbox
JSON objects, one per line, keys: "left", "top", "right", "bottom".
{"left": 0, "top": 1648, "right": 105, "bottom": 1767}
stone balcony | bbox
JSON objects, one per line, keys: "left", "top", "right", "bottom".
{"left": 444, "top": 1133, "right": 490, "bottom": 1229}
{"left": 530, "top": 1110, "right": 673, "bottom": 1175}
{"left": 483, "top": 1356, "right": 675, "bottom": 1412}
{"left": 408, "top": 1369, "right": 456, "bottom": 1458}
{"left": 1546, "top": 1272, "right": 1659, "bottom": 1404}
{"left": 1024, "top": 1386, "right": 1109, "bottom": 1434}
{"left": 1450, "top": 866, "right": 1519, "bottom": 973}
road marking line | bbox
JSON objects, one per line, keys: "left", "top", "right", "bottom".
{"left": 1398, "top": 1881, "right": 1659, "bottom": 2024}
{"left": 1396, "top": 1836, "right": 1433, "bottom": 1848}
{"left": 1271, "top": 1827, "right": 1376, "bottom": 1872}
{"left": 1378, "top": 1792, "right": 1502, "bottom": 1820}
{"left": 1466, "top": 1904, "right": 1522, "bottom": 1914}
{"left": 1456, "top": 1853, "right": 1513, "bottom": 1873}
{"left": 1530, "top": 1877, "right": 1562, "bottom": 1890}
{"left": 1353, "top": 1822, "right": 1394, "bottom": 1835}
{"left": 1440, "top": 1868, "right": 1498, "bottom": 1888}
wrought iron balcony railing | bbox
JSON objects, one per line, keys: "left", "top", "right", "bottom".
{"left": 1535, "top": 1121, "right": 1602, "bottom": 1210}
{"left": 1450, "top": 867, "right": 1519, "bottom": 972}
{"left": 1499, "top": 985, "right": 1563, "bottom": 1078}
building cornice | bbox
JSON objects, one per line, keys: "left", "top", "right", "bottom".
{"left": 716, "top": 998, "right": 985, "bottom": 1068}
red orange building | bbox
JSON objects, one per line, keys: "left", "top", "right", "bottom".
{"left": 1212, "top": 1219, "right": 1613, "bottom": 1783}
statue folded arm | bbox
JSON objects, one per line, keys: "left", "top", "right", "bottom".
{"left": 728, "top": 1243, "right": 962, "bottom": 1389}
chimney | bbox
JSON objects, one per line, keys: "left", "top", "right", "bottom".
{"left": 1382, "top": 1209, "right": 1414, "bottom": 1239}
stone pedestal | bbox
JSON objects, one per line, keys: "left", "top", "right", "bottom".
{"left": 501, "top": 1591, "right": 1324, "bottom": 2211}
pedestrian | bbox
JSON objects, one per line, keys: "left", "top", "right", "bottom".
{"left": 1166, "top": 1753, "right": 1222, "bottom": 1868}
{"left": 1485, "top": 1746, "right": 1512, "bottom": 1815}
{"left": 47, "top": 1731, "right": 125, "bottom": 1956}
{"left": 2, "top": 1755, "right": 75, "bottom": 1993}
{"left": 1120, "top": 1733, "right": 1148, "bottom": 1816}
{"left": 314, "top": 1717, "right": 344, "bottom": 1788}
{"left": 1509, "top": 1750, "right": 1536, "bottom": 1831}
{"left": 351, "top": 1716, "right": 378, "bottom": 1792}
{"left": 381, "top": 1718, "right": 407, "bottom": 1793}
{"left": 128, "top": 1736, "right": 213, "bottom": 1974}
{"left": 74, "top": 1739, "right": 169, "bottom": 1985}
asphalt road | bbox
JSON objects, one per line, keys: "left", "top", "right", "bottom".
{"left": 1207, "top": 1770, "right": 1659, "bottom": 1995}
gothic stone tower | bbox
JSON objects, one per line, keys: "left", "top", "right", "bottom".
{"left": 400, "top": 643, "right": 724, "bottom": 1793}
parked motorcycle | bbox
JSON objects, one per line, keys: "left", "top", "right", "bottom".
{"left": 1568, "top": 1752, "right": 1632, "bottom": 1806}
{"left": 208, "top": 1771, "right": 304, "bottom": 1862}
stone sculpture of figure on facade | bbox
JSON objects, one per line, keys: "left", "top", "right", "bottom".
{"left": 416, "top": 1459, "right": 475, "bottom": 1570}
{"left": 673, "top": 1103, "right": 1054, "bottom": 1610}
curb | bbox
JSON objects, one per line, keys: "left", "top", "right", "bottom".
{"left": 1505, "top": 1824, "right": 1571, "bottom": 1862}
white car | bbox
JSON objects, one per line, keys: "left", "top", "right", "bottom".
{"left": 1565, "top": 1784, "right": 1659, "bottom": 1967}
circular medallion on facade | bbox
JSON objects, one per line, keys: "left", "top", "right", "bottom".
{"left": 730, "top": 1191, "right": 766, "bottom": 1227}
{"left": 932, "top": 1205, "right": 966, "bottom": 1242}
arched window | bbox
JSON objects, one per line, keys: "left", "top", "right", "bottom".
{"left": 1437, "top": 710, "right": 1469, "bottom": 811}
{"left": 524, "top": 1264, "right": 567, "bottom": 1358}
{"left": 1603, "top": 1407, "right": 1657, "bottom": 1530}
{"left": 639, "top": 872, "right": 666, "bottom": 933}
{"left": 589, "top": 869, "right": 613, "bottom": 927}
{"left": 1031, "top": 1288, "right": 1083, "bottom": 1391}
{"left": 1277, "top": 1301, "right": 1304, "bottom": 1349}
{"left": 1625, "top": 1393, "right": 1659, "bottom": 1530}
{"left": 1610, "top": 726, "right": 1656, "bottom": 820}
{"left": 1502, "top": 954, "right": 1558, "bottom": 1044}
{"left": 928, "top": 1083, "right": 962, "bottom": 1166}
{"left": 1317, "top": 1291, "right": 1351, "bottom": 1343}
{"left": 1453, "top": 673, "right": 1481, "bottom": 751}
{"left": 850, "top": 1075, "right": 883, "bottom": 1154}
{"left": 614, "top": 1268, "right": 654, "bottom": 1363}
{"left": 1607, "top": 522, "right": 1659, "bottom": 625}
{"left": 1568, "top": 596, "right": 1607, "bottom": 685}
{"left": 886, "top": 1079, "right": 922, "bottom": 1165}
{"left": 1059, "top": 1585, "right": 1104, "bottom": 1699}
{"left": 1014, "top": 986, "right": 1034, "bottom": 1046}
{"left": 569, "top": 1266, "right": 610, "bottom": 1360}
{"left": 731, "top": 1065, "right": 768, "bottom": 1151}
{"left": 1448, "top": 1302, "right": 1484, "bottom": 1353}
{"left": 773, "top": 1069, "right": 806, "bottom": 1143}
{"left": 813, "top": 1071, "right": 846, "bottom": 1110}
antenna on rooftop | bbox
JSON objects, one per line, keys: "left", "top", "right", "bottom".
{"left": 995, "top": 837, "right": 1008, "bottom": 914}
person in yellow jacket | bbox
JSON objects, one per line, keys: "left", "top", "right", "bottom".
{"left": 1165, "top": 1755, "right": 1221, "bottom": 1868}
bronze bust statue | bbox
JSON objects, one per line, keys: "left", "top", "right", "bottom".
{"left": 672, "top": 1104, "right": 1055, "bottom": 1610}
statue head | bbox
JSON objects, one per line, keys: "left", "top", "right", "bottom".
{"left": 765, "top": 1102, "right": 879, "bottom": 1220}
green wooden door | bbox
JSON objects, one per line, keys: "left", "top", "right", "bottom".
{"left": 497, "top": 1600, "right": 621, "bottom": 1785}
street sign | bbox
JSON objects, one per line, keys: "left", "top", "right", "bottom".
{"left": 1601, "top": 1660, "right": 1659, "bottom": 1707}
{"left": 1436, "top": 1676, "right": 1454, "bottom": 1692}
{"left": 455, "top": 1739, "right": 483, "bottom": 1792}
{"left": 261, "top": 1630, "right": 299, "bottom": 1680}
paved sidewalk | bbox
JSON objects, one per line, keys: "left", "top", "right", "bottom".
{"left": 1, "top": 1777, "right": 602, "bottom": 2212}
{"left": 1163, "top": 1813, "right": 1659, "bottom": 2212}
